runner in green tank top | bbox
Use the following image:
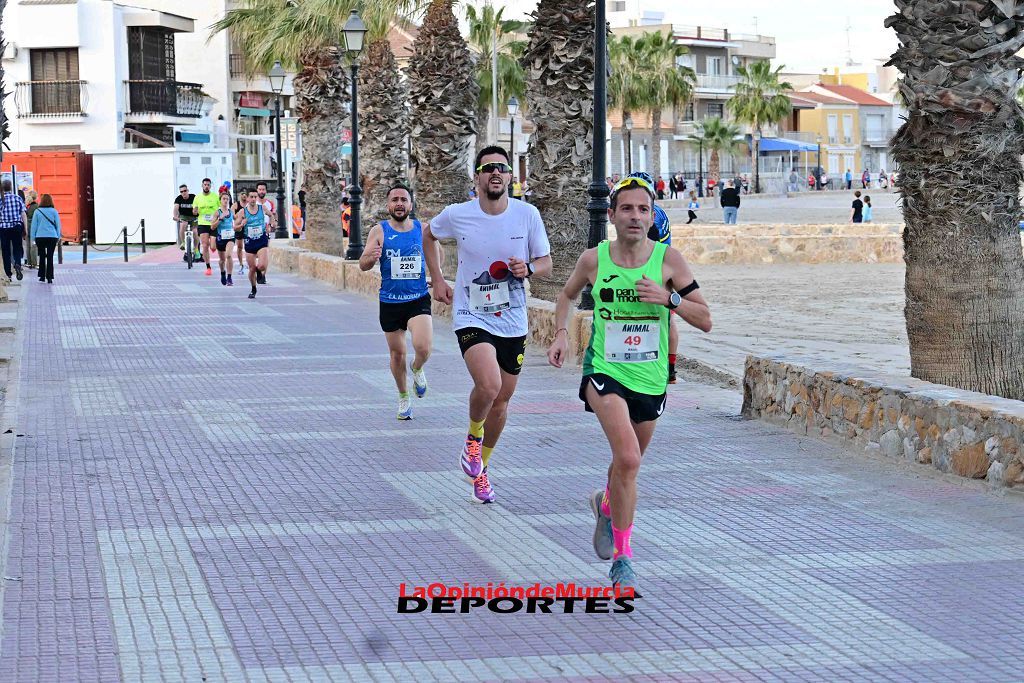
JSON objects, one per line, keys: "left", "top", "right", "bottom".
{"left": 547, "top": 176, "right": 712, "bottom": 591}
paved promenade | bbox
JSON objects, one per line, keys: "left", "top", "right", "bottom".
{"left": 0, "top": 258, "right": 1022, "bottom": 682}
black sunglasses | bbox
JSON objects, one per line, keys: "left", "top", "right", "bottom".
{"left": 476, "top": 162, "right": 511, "bottom": 175}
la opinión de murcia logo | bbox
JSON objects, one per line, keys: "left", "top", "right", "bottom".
{"left": 397, "top": 582, "right": 639, "bottom": 614}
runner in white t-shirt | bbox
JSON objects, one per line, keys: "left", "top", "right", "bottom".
{"left": 423, "top": 146, "right": 552, "bottom": 504}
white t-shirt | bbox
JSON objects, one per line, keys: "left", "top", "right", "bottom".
{"left": 430, "top": 198, "right": 550, "bottom": 337}
{"left": 261, "top": 197, "right": 276, "bottom": 226}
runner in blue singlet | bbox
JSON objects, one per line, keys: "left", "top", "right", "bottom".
{"left": 234, "top": 189, "right": 270, "bottom": 299}
{"left": 359, "top": 183, "right": 435, "bottom": 420}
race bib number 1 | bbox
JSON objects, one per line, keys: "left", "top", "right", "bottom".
{"left": 390, "top": 254, "right": 422, "bottom": 279}
{"left": 604, "top": 322, "right": 660, "bottom": 362}
{"left": 470, "top": 281, "right": 511, "bottom": 313}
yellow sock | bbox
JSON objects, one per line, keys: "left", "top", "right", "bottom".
{"left": 468, "top": 419, "right": 485, "bottom": 440}
{"left": 481, "top": 446, "right": 494, "bottom": 467}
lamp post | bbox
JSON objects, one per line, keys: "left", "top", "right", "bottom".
{"left": 697, "top": 136, "right": 704, "bottom": 198}
{"left": 581, "top": 3, "right": 609, "bottom": 311}
{"left": 343, "top": 9, "right": 367, "bottom": 261}
{"left": 815, "top": 135, "right": 823, "bottom": 191}
{"left": 624, "top": 115, "right": 633, "bottom": 173}
{"left": 269, "top": 61, "right": 288, "bottom": 238}
{"left": 507, "top": 96, "right": 519, "bottom": 197}
{"left": 752, "top": 129, "right": 762, "bottom": 194}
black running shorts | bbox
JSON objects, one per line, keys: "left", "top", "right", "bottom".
{"left": 379, "top": 294, "right": 432, "bottom": 333}
{"left": 580, "top": 373, "right": 666, "bottom": 423}
{"left": 457, "top": 327, "right": 527, "bottom": 376}
{"left": 196, "top": 225, "right": 214, "bottom": 236}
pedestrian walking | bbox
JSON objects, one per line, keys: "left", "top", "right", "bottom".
{"left": 668, "top": 175, "right": 678, "bottom": 199}
{"left": 25, "top": 191, "right": 39, "bottom": 270}
{"left": 808, "top": 173, "right": 816, "bottom": 190}
{"left": 879, "top": 170, "right": 888, "bottom": 190}
{"left": 861, "top": 169, "right": 870, "bottom": 189}
{"left": 719, "top": 180, "right": 741, "bottom": 224}
{"left": 863, "top": 195, "right": 873, "bottom": 223}
{"left": 845, "top": 169, "right": 853, "bottom": 190}
{"left": 30, "top": 193, "right": 60, "bottom": 284}
{"left": 686, "top": 191, "right": 699, "bottom": 224}
{"left": 851, "top": 190, "right": 864, "bottom": 224}
{"left": 0, "top": 180, "right": 27, "bottom": 282}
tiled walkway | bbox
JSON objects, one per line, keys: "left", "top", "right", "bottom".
{"left": 1, "top": 259, "right": 1023, "bottom": 682}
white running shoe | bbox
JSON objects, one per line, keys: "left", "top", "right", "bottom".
{"left": 397, "top": 396, "right": 412, "bottom": 420}
{"left": 411, "top": 363, "right": 427, "bottom": 398}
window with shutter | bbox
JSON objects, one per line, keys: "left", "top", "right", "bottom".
{"left": 28, "top": 48, "right": 81, "bottom": 114}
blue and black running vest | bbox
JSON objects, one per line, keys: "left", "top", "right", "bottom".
{"left": 379, "top": 219, "right": 428, "bottom": 303}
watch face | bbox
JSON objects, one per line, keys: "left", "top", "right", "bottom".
{"left": 671, "top": 292, "right": 682, "bottom": 307}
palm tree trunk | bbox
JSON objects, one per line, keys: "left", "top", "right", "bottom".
{"left": 889, "top": 0, "right": 1024, "bottom": 400}
{"left": 521, "top": 0, "right": 595, "bottom": 302}
{"left": 650, "top": 108, "right": 661, "bottom": 181}
{"left": 474, "top": 101, "right": 490, "bottom": 155}
{"left": 619, "top": 111, "right": 630, "bottom": 173}
{"left": 359, "top": 38, "right": 409, "bottom": 228}
{"left": 709, "top": 150, "right": 720, "bottom": 184}
{"left": 294, "top": 47, "right": 350, "bottom": 256}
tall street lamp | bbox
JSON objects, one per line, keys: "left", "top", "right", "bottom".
{"left": 343, "top": 9, "right": 367, "bottom": 261}
{"left": 624, "top": 115, "right": 633, "bottom": 172}
{"left": 752, "top": 129, "right": 762, "bottom": 194}
{"left": 269, "top": 61, "right": 288, "bottom": 238}
{"left": 507, "top": 96, "right": 519, "bottom": 197}
{"left": 697, "top": 135, "right": 704, "bottom": 198}
{"left": 815, "top": 135, "right": 823, "bottom": 191}
{"left": 581, "top": 2, "right": 609, "bottom": 311}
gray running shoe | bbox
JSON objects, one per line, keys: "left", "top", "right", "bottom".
{"left": 589, "top": 489, "right": 614, "bottom": 560}
{"left": 609, "top": 557, "right": 637, "bottom": 592}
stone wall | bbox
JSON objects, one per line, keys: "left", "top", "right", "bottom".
{"left": 270, "top": 242, "right": 594, "bottom": 363}
{"left": 667, "top": 224, "right": 1024, "bottom": 265}
{"left": 742, "top": 355, "right": 1024, "bottom": 487}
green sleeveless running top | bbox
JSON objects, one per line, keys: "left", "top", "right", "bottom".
{"left": 582, "top": 240, "right": 669, "bottom": 395}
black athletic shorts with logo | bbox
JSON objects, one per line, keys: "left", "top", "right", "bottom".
{"left": 457, "top": 327, "right": 527, "bottom": 376}
{"left": 379, "top": 294, "right": 432, "bottom": 333}
{"left": 580, "top": 373, "right": 667, "bottom": 423}
{"left": 197, "top": 225, "right": 214, "bottom": 236}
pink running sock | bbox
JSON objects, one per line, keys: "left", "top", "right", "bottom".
{"left": 612, "top": 523, "right": 633, "bottom": 559}
{"left": 600, "top": 486, "right": 611, "bottom": 518}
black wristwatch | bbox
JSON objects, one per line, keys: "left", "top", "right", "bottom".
{"left": 526, "top": 261, "right": 534, "bottom": 278}
{"left": 667, "top": 291, "right": 682, "bottom": 310}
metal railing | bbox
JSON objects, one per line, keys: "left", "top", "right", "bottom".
{"left": 862, "top": 127, "right": 897, "bottom": 144}
{"left": 123, "top": 80, "right": 204, "bottom": 117}
{"left": 695, "top": 74, "right": 739, "bottom": 90}
{"left": 229, "top": 53, "right": 246, "bottom": 78}
{"left": 731, "top": 33, "right": 776, "bottom": 45}
{"left": 673, "top": 25, "right": 729, "bottom": 41}
{"left": 14, "top": 80, "right": 88, "bottom": 117}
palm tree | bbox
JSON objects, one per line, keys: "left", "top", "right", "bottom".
{"left": 888, "top": 0, "right": 1024, "bottom": 400}
{"left": 211, "top": 0, "right": 355, "bottom": 256}
{"left": 690, "top": 118, "right": 742, "bottom": 186}
{"left": 520, "top": 0, "right": 594, "bottom": 301}
{"left": 407, "top": 0, "right": 478, "bottom": 219}
{"left": 464, "top": 4, "right": 527, "bottom": 152}
{"left": 359, "top": 6, "right": 422, "bottom": 223}
{"left": 726, "top": 60, "right": 792, "bottom": 194}
{"left": 608, "top": 34, "right": 646, "bottom": 172}
{"left": 637, "top": 31, "right": 694, "bottom": 182}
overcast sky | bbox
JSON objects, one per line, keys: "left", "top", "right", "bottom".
{"left": 492, "top": 0, "right": 900, "bottom": 73}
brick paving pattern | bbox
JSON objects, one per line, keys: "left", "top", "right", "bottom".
{"left": 1, "top": 259, "right": 1023, "bottom": 682}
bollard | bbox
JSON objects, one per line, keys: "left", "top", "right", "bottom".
{"left": 140, "top": 219, "right": 146, "bottom": 253}
{"left": 57, "top": 239, "right": 63, "bottom": 265}
{"left": 82, "top": 233, "right": 87, "bottom": 264}
{"left": 122, "top": 227, "right": 129, "bottom": 262}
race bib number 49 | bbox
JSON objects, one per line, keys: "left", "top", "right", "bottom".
{"left": 390, "top": 255, "right": 422, "bottom": 279}
{"left": 247, "top": 226, "right": 264, "bottom": 239}
{"left": 470, "top": 281, "right": 511, "bottom": 313}
{"left": 605, "top": 322, "right": 660, "bottom": 362}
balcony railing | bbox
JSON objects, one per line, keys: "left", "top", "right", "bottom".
{"left": 695, "top": 74, "right": 740, "bottom": 90}
{"left": 124, "top": 80, "right": 204, "bottom": 118}
{"left": 14, "top": 80, "right": 88, "bottom": 117}
{"left": 862, "top": 127, "right": 897, "bottom": 145}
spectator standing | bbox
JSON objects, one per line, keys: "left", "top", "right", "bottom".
{"left": 511, "top": 177, "right": 523, "bottom": 199}
{"left": 0, "top": 180, "right": 27, "bottom": 281}
{"left": 863, "top": 195, "right": 873, "bottom": 223}
{"left": 719, "top": 180, "right": 741, "bottom": 224}
{"left": 845, "top": 169, "right": 853, "bottom": 190}
{"left": 879, "top": 170, "right": 888, "bottom": 190}
{"left": 821, "top": 172, "right": 830, "bottom": 189}
{"left": 30, "top": 193, "right": 60, "bottom": 284}
{"left": 686, "top": 191, "right": 699, "bottom": 224}
{"left": 668, "top": 175, "right": 678, "bottom": 199}
{"left": 25, "top": 191, "right": 39, "bottom": 270}
{"left": 808, "top": 172, "right": 816, "bottom": 190}
{"left": 850, "top": 190, "right": 864, "bottom": 224}
{"left": 789, "top": 170, "right": 799, "bottom": 192}
{"left": 862, "top": 169, "right": 870, "bottom": 189}
{"left": 655, "top": 176, "right": 666, "bottom": 200}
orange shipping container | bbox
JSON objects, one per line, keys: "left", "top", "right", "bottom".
{"left": 2, "top": 152, "right": 94, "bottom": 243}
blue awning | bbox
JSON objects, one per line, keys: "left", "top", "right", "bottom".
{"left": 175, "top": 131, "right": 211, "bottom": 144}
{"left": 755, "top": 137, "right": 820, "bottom": 153}
{"left": 239, "top": 107, "right": 272, "bottom": 117}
